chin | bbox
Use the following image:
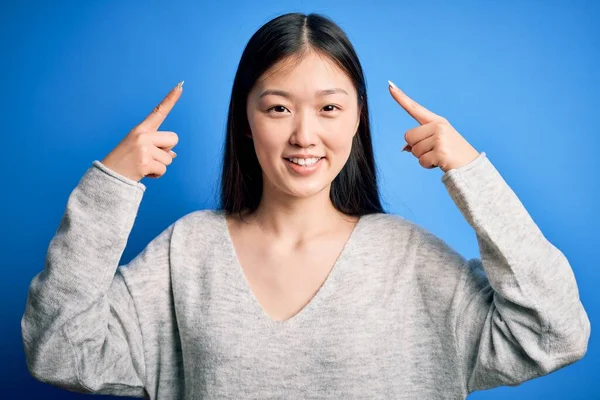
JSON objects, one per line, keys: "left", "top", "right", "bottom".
{"left": 285, "top": 181, "right": 331, "bottom": 198}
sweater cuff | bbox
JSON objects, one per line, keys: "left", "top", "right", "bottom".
{"left": 92, "top": 160, "right": 147, "bottom": 192}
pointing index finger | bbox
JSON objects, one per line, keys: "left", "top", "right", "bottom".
{"left": 388, "top": 80, "right": 441, "bottom": 125}
{"left": 139, "top": 80, "right": 184, "bottom": 131}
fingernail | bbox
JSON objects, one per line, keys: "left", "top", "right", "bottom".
{"left": 401, "top": 144, "right": 411, "bottom": 152}
{"left": 388, "top": 80, "right": 398, "bottom": 90}
{"left": 171, "top": 150, "right": 177, "bottom": 157}
{"left": 177, "top": 80, "right": 184, "bottom": 90}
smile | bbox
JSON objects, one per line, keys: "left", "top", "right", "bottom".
{"left": 283, "top": 157, "right": 324, "bottom": 176}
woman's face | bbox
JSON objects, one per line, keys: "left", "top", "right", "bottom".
{"left": 246, "top": 50, "right": 361, "bottom": 199}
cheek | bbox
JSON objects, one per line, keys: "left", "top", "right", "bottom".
{"left": 324, "top": 117, "right": 357, "bottom": 154}
{"left": 248, "top": 116, "right": 283, "bottom": 161}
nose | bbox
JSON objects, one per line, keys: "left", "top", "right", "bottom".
{"left": 290, "top": 110, "right": 319, "bottom": 148}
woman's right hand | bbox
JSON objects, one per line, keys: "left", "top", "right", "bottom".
{"left": 101, "top": 81, "right": 184, "bottom": 182}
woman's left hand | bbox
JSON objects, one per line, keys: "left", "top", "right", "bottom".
{"left": 388, "top": 80, "right": 480, "bottom": 174}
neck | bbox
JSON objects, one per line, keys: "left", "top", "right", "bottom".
{"left": 249, "top": 182, "right": 356, "bottom": 245}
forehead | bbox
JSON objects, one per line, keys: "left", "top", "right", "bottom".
{"left": 252, "top": 50, "right": 356, "bottom": 95}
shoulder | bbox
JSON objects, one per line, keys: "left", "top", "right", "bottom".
{"left": 356, "top": 213, "right": 420, "bottom": 257}
{"left": 364, "top": 213, "right": 466, "bottom": 265}
{"left": 360, "top": 212, "right": 413, "bottom": 233}
{"left": 175, "top": 208, "right": 223, "bottom": 227}
{"left": 360, "top": 212, "right": 424, "bottom": 244}
{"left": 403, "top": 219, "right": 479, "bottom": 288}
{"left": 168, "top": 209, "right": 225, "bottom": 248}
{"left": 375, "top": 215, "right": 483, "bottom": 307}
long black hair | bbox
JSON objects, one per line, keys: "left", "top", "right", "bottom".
{"left": 218, "top": 12, "right": 386, "bottom": 220}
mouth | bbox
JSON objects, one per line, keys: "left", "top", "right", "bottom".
{"left": 283, "top": 157, "right": 325, "bottom": 166}
{"left": 283, "top": 156, "right": 325, "bottom": 174}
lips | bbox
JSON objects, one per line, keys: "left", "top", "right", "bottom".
{"left": 284, "top": 157, "right": 324, "bottom": 175}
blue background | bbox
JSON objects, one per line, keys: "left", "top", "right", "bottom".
{"left": 2, "top": 0, "right": 598, "bottom": 398}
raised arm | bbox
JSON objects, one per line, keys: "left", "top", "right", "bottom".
{"left": 22, "top": 82, "right": 183, "bottom": 397}
{"left": 22, "top": 161, "right": 173, "bottom": 396}
{"left": 414, "top": 153, "right": 590, "bottom": 394}
{"left": 386, "top": 80, "right": 589, "bottom": 393}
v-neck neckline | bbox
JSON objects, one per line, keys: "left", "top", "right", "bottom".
{"left": 219, "top": 211, "right": 366, "bottom": 330}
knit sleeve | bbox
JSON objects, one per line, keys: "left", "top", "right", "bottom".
{"left": 21, "top": 160, "right": 173, "bottom": 398}
{"left": 418, "top": 152, "right": 590, "bottom": 394}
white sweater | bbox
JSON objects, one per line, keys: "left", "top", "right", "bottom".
{"left": 21, "top": 152, "right": 590, "bottom": 399}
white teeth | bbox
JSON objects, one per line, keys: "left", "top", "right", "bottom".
{"left": 288, "top": 157, "right": 321, "bottom": 166}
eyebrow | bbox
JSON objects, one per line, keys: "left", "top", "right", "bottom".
{"left": 258, "top": 88, "right": 349, "bottom": 99}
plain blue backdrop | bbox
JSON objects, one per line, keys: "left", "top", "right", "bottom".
{"left": 2, "top": 0, "right": 598, "bottom": 398}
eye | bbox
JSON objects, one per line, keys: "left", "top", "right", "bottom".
{"left": 322, "top": 105, "right": 341, "bottom": 112}
{"left": 267, "top": 105, "right": 290, "bottom": 113}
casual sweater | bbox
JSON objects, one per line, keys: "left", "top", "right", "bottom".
{"left": 21, "top": 151, "right": 590, "bottom": 399}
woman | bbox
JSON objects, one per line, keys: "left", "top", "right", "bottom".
{"left": 21, "top": 12, "right": 590, "bottom": 399}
